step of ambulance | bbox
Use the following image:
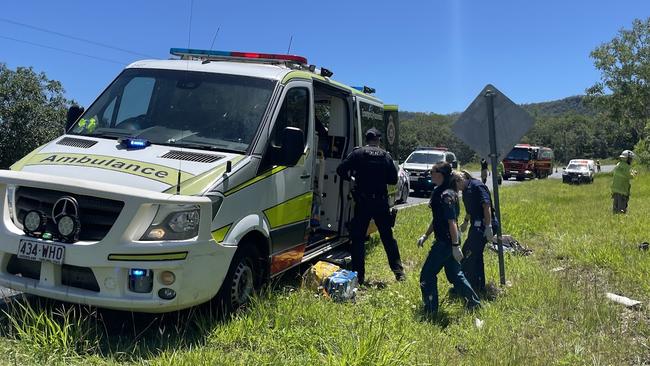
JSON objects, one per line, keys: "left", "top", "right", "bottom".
{"left": 320, "top": 248, "right": 352, "bottom": 268}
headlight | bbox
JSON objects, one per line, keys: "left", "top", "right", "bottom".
{"left": 7, "top": 185, "right": 16, "bottom": 224}
{"left": 141, "top": 204, "right": 200, "bottom": 241}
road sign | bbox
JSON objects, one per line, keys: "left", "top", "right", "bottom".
{"left": 452, "top": 84, "right": 535, "bottom": 286}
{"left": 452, "top": 84, "right": 535, "bottom": 162}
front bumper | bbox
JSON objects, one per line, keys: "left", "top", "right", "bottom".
{"left": 408, "top": 175, "right": 433, "bottom": 192}
{"left": 562, "top": 174, "right": 590, "bottom": 183}
{"left": 0, "top": 170, "right": 235, "bottom": 313}
{"left": 504, "top": 170, "right": 533, "bottom": 179}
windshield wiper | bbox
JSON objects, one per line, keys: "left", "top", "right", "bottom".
{"left": 83, "top": 131, "right": 135, "bottom": 139}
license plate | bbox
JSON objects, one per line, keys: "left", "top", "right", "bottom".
{"left": 509, "top": 171, "right": 518, "bottom": 174}
{"left": 17, "top": 239, "right": 65, "bottom": 265}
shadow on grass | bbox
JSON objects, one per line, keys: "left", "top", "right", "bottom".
{"left": 0, "top": 265, "right": 312, "bottom": 363}
{"left": 414, "top": 306, "right": 452, "bottom": 328}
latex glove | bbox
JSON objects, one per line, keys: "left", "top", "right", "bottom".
{"left": 417, "top": 234, "right": 428, "bottom": 248}
{"left": 460, "top": 220, "right": 468, "bottom": 232}
{"left": 452, "top": 245, "right": 464, "bottom": 263}
{"left": 484, "top": 225, "right": 494, "bottom": 241}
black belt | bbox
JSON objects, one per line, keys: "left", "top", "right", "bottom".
{"left": 357, "top": 192, "right": 387, "bottom": 200}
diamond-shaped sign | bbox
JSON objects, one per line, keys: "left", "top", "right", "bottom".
{"left": 452, "top": 84, "right": 535, "bottom": 162}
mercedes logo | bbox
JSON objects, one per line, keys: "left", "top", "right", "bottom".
{"left": 52, "top": 196, "right": 79, "bottom": 224}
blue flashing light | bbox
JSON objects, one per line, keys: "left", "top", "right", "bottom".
{"left": 120, "top": 138, "right": 151, "bottom": 150}
{"left": 130, "top": 269, "right": 146, "bottom": 277}
{"left": 351, "top": 86, "right": 364, "bottom": 91}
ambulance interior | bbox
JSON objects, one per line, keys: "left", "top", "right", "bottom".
{"left": 308, "top": 85, "right": 352, "bottom": 247}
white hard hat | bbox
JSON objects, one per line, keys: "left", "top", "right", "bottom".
{"left": 619, "top": 150, "right": 635, "bottom": 159}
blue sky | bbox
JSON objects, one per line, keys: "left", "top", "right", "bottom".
{"left": 1, "top": 0, "right": 648, "bottom": 114}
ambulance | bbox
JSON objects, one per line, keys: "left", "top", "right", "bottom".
{"left": 0, "top": 48, "right": 399, "bottom": 312}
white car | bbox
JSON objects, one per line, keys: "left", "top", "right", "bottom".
{"left": 394, "top": 164, "right": 410, "bottom": 204}
{"left": 401, "top": 148, "right": 457, "bottom": 196}
{"left": 562, "top": 160, "right": 595, "bottom": 184}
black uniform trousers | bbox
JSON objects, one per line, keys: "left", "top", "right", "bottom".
{"left": 461, "top": 226, "right": 487, "bottom": 293}
{"left": 350, "top": 196, "right": 404, "bottom": 284}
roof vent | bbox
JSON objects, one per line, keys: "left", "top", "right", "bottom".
{"left": 57, "top": 137, "right": 98, "bottom": 148}
{"left": 161, "top": 150, "right": 223, "bottom": 163}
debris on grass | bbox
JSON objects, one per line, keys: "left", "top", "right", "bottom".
{"left": 605, "top": 292, "right": 642, "bottom": 309}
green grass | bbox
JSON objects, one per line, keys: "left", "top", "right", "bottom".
{"left": 1, "top": 173, "right": 650, "bottom": 365}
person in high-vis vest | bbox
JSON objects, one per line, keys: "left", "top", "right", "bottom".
{"left": 611, "top": 150, "right": 636, "bottom": 214}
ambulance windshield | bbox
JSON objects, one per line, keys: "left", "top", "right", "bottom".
{"left": 70, "top": 68, "right": 276, "bottom": 153}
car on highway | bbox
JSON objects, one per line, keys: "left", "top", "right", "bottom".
{"left": 562, "top": 160, "right": 595, "bottom": 184}
{"left": 394, "top": 164, "right": 410, "bottom": 204}
{"left": 402, "top": 147, "right": 457, "bottom": 196}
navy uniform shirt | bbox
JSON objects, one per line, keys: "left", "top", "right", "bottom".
{"left": 430, "top": 184, "right": 460, "bottom": 243}
{"left": 336, "top": 145, "right": 398, "bottom": 196}
{"left": 462, "top": 178, "right": 492, "bottom": 221}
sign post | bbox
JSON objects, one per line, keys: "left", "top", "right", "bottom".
{"left": 485, "top": 90, "right": 506, "bottom": 285}
{"left": 452, "top": 84, "right": 535, "bottom": 286}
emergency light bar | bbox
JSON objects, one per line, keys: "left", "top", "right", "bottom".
{"left": 416, "top": 146, "right": 448, "bottom": 151}
{"left": 170, "top": 48, "right": 308, "bottom": 65}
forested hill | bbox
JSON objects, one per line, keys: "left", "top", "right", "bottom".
{"left": 397, "top": 95, "right": 631, "bottom": 164}
{"left": 520, "top": 95, "right": 597, "bottom": 118}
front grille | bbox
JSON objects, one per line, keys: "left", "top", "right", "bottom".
{"left": 6, "top": 255, "right": 41, "bottom": 280}
{"left": 409, "top": 170, "right": 427, "bottom": 177}
{"left": 15, "top": 186, "right": 124, "bottom": 241}
{"left": 5, "top": 257, "right": 99, "bottom": 292}
{"left": 160, "top": 150, "right": 223, "bottom": 163}
{"left": 62, "top": 265, "right": 99, "bottom": 292}
{"left": 57, "top": 137, "right": 98, "bottom": 148}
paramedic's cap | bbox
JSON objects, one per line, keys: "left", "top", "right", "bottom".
{"left": 365, "top": 127, "right": 382, "bottom": 140}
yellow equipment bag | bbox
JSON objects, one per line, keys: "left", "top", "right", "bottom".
{"left": 303, "top": 261, "right": 340, "bottom": 290}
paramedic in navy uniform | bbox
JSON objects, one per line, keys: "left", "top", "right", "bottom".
{"left": 337, "top": 127, "right": 405, "bottom": 285}
{"left": 458, "top": 170, "right": 495, "bottom": 294}
{"left": 416, "top": 162, "right": 480, "bottom": 314}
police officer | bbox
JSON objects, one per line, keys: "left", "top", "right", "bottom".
{"left": 458, "top": 171, "right": 496, "bottom": 294}
{"left": 416, "top": 162, "right": 480, "bottom": 314}
{"left": 336, "top": 127, "right": 405, "bottom": 285}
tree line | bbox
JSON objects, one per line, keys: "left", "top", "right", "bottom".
{"left": 397, "top": 96, "right": 636, "bottom": 164}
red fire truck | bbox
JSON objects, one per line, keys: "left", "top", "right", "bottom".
{"left": 502, "top": 144, "right": 554, "bottom": 181}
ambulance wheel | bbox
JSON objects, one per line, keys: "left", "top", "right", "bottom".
{"left": 215, "top": 245, "right": 261, "bottom": 313}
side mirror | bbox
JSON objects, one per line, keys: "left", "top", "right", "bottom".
{"left": 273, "top": 127, "right": 304, "bottom": 167}
{"left": 451, "top": 161, "right": 458, "bottom": 169}
{"left": 66, "top": 105, "right": 85, "bottom": 131}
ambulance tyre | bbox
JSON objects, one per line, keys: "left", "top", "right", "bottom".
{"left": 215, "top": 244, "right": 262, "bottom": 314}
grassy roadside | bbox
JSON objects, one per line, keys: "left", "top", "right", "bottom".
{"left": 0, "top": 172, "right": 649, "bottom": 365}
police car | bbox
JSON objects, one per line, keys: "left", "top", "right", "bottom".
{"left": 1, "top": 48, "right": 400, "bottom": 313}
{"left": 562, "top": 159, "right": 595, "bottom": 184}
{"left": 401, "top": 147, "right": 458, "bottom": 196}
